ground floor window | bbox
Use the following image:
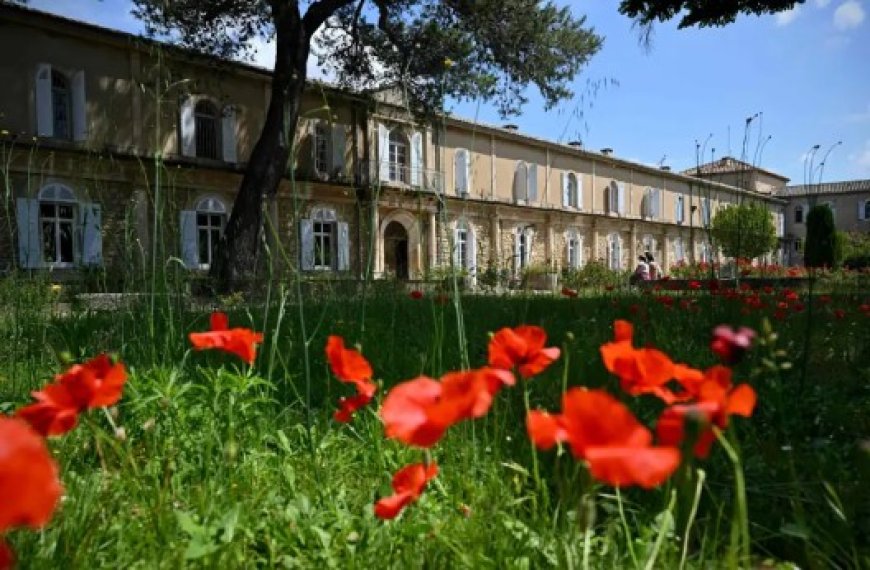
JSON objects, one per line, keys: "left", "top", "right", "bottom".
{"left": 567, "top": 234, "right": 581, "bottom": 269}
{"left": 195, "top": 198, "right": 227, "bottom": 269}
{"left": 456, "top": 227, "right": 468, "bottom": 269}
{"left": 40, "top": 201, "right": 75, "bottom": 264}
{"left": 314, "top": 221, "right": 335, "bottom": 269}
{"left": 608, "top": 234, "right": 622, "bottom": 270}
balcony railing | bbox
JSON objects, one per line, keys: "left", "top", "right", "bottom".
{"left": 356, "top": 160, "right": 443, "bottom": 194}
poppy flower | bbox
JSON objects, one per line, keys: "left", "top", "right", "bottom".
{"left": 688, "top": 281, "right": 701, "bottom": 290}
{"left": 325, "top": 336, "right": 377, "bottom": 423}
{"left": 527, "top": 389, "right": 680, "bottom": 488}
{"left": 381, "top": 368, "right": 514, "bottom": 448}
{"left": 833, "top": 309, "right": 846, "bottom": 320}
{"left": 17, "top": 355, "right": 128, "bottom": 437}
{"left": 409, "top": 290, "right": 424, "bottom": 300}
{"left": 374, "top": 462, "right": 439, "bottom": 520}
{"left": 0, "top": 417, "right": 63, "bottom": 533}
{"left": 656, "top": 366, "right": 756, "bottom": 458}
{"left": 782, "top": 289, "right": 799, "bottom": 302}
{"left": 561, "top": 287, "right": 578, "bottom": 298}
{"left": 0, "top": 540, "right": 12, "bottom": 570}
{"left": 710, "top": 325, "right": 756, "bottom": 365}
{"left": 488, "top": 326, "right": 560, "bottom": 379}
{"left": 189, "top": 312, "right": 264, "bottom": 364}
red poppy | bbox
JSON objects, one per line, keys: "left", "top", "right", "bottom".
{"left": 381, "top": 368, "right": 514, "bottom": 448}
{"left": 189, "top": 312, "right": 264, "bottom": 364}
{"left": 710, "top": 325, "right": 756, "bottom": 365}
{"left": 527, "top": 389, "right": 680, "bottom": 488}
{"left": 708, "top": 279, "right": 720, "bottom": 292}
{"left": 763, "top": 286, "right": 774, "bottom": 295}
{"left": 325, "top": 336, "right": 377, "bottom": 423}
{"left": 0, "top": 417, "right": 63, "bottom": 533}
{"left": 488, "top": 326, "right": 560, "bottom": 379}
{"left": 833, "top": 309, "right": 846, "bottom": 320}
{"left": 688, "top": 281, "right": 701, "bottom": 290}
{"left": 409, "top": 290, "right": 424, "bottom": 300}
{"left": 561, "top": 287, "right": 578, "bottom": 298}
{"left": 656, "top": 366, "right": 756, "bottom": 458}
{"left": 783, "top": 289, "right": 799, "bottom": 302}
{"left": 374, "top": 462, "right": 439, "bottom": 520}
{"left": 773, "top": 309, "right": 787, "bottom": 321}
{"left": 17, "top": 355, "right": 128, "bottom": 437}
{"left": 0, "top": 540, "right": 12, "bottom": 570}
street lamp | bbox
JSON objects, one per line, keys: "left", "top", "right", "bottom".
{"left": 802, "top": 144, "right": 821, "bottom": 188}
{"left": 815, "top": 141, "right": 843, "bottom": 186}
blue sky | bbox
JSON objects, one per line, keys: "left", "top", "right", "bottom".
{"left": 29, "top": 0, "right": 870, "bottom": 184}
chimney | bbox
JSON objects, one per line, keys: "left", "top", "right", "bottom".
{"left": 503, "top": 124, "right": 519, "bottom": 131}
{"left": 601, "top": 147, "right": 613, "bottom": 156}
{"left": 567, "top": 140, "right": 583, "bottom": 148}
{"left": 660, "top": 166, "right": 671, "bottom": 171}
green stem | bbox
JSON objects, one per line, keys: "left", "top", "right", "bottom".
{"left": 616, "top": 487, "right": 640, "bottom": 570}
{"left": 643, "top": 490, "right": 676, "bottom": 570}
{"left": 678, "top": 468, "right": 706, "bottom": 570}
{"left": 522, "top": 381, "right": 545, "bottom": 509}
{"left": 714, "top": 428, "right": 750, "bottom": 570}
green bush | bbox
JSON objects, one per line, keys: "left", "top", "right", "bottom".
{"left": 804, "top": 204, "right": 840, "bottom": 268}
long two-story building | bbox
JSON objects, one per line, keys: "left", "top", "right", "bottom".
{"left": 1, "top": 4, "right": 798, "bottom": 288}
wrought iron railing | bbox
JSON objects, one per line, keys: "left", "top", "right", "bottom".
{"left": 356, "top": 160, "right": 444, "bottom": 194}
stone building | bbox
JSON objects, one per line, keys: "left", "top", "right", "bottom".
{"left": 0, "top": 4, "right": 795, "bottom": 289}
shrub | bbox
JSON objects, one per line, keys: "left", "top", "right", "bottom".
{"left": 804, "top": 204, "right": 840, "bottom": 268}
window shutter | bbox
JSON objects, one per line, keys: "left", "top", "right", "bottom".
{"left": 514, "top": 231, "right": 521, "bottom": 273}
{"left": 410, "top": 131, "right": 423, "bottom": 186}
{"left": 464, "top": 150, "right": 471, "bottom": 196}
{"left": 468, "top": 227, "right": 477, "bottom": 274}
{"left": 180, "top": 96, "right": 195, "bottom": 157}
{"left": 576, "top": 176, "right": 583, "bottom": 209}
{"left": 455, "top": 150, "right": 467, "bottom": 195}
{"left": 70, "top": 70, "right": 88, "bottom": 142}
{"left": 35, "top": 64, "right": 53, "bottom": 138}
{"left": 859, "top": 201, "right": 865, "bottom": 221}
{"left": 221, "top": 105, "right": 237, "bottom": 163}
{"left": 179, "top": 210, "right": 198, "bottom": 269}
{"left": 16, "top": 198, "right": 41, "bottom": 269}
{"left": 615, "top": 236, "right": 622, "bottom": 269}
{"left": 514, "top": 164, "right": 527, "bottom": 202}
{"left": 452, "top": 226, "right": 461, "bottom": 267}
{"left": 80, "top": 202, "right": 102, "bottom": 266}
{"left": 331, "top": 123, "right": 346, "bottom": 179}
{"left": 378, "top": 123, "right": 390, "bottom": 182}
{"left": 617, "top": 184, "right": 626, "bottom": 215}
{"left": 561, "top": 173, "right": 569, "bottom": 207}
{"left": 299, "top": 219, "right": 315, "bottom": 271}
{"left": 527, "top": 164, "right": 538, "bottom": 202}
{"left": 337, "top": 221, "right": 349, "bottom": 271}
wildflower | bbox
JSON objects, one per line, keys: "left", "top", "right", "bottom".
{"left": 189, "top": 311, "right": 264, "bottom": 364}
{"left": 374, "top": 462, "right": 438, "bottom": 520}
{"left": 688, "top": 281, "right": 701, "bottom": 290}
{"left": 325, "top": 336, "right": 377, "bottom": 423}
{"left": 488, "top": 326, "right": 560, "bottom": 379}
{"left": 656, "top": 366, "right": 756, "bottom": 458}
{"left": 763, "top": 286, "right": 774, "bottom": 295}
{"left": 409, "top": 290, "right": 424, "bottom": 300}
{"left": 708, "top": 279, "right": 720, "bottom": 292}
{"left": 17, "top": 355, "right": 128, "bottom": 436}
{"left": 0, "top": 417, "right": 63, "bottom": 536}
{"left": 381, "top": 368, "right": 514, "bottom": 448}
{"left": 710, "top": 325, "right": 756, "bottom": 365}
{"left": 782, "top": 289, "right": 799, "bottom": 302}
{"left": 527, "top": 389, "right": 681, "bottom": 488}
{"left": 561, "top": 286, "right": 578, "bottom": 298}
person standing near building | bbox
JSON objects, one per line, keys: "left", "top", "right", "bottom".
{"left": 630, "top": 256, "right": 650, "bottom": 285}
{"left": 646, "top": 252, "right": 662, "bottom": 280}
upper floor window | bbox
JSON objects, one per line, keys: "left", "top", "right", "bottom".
{"left": 607, "top": 181, "right": 625, "bottom": 215}
{"left": 701, "top": 197, "right": 712, "bottom": 226}
{"left": 314, "top": 123, "right": 330, "bottom": 175}
{"left": 51, "top": 70, "right": 72, "bottom": 140}
{"left": 794, "top": 205, "right": 804, "bottom": 224}
{"left": 676, "top": 195, "right": 685, "bottom": 224}
{"left": 563, "top": 173, "right": 580, "bottom": 209}
{"left": 454, "top": 148, "right": 470, "bottom": 195}
{"left": 388, "top": 130, "right": 409, "bottom": 183}
{"left": 36, "top": 64, "right": 86, "bottom": 141}
{"left": 194, "top": 101, "right": 220, "bottom": 160}
{"left": 644, "top": 188, "right": 662, "bottom": 219}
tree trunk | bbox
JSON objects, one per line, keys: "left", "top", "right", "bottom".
{"left": 211, "top": 3, "right": 310, "bottom": 292}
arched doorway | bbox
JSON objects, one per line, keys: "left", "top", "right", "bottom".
{"left": 384, "top": 221, "right": 409, "bottom": 279}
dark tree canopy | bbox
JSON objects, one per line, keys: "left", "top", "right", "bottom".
{"left": 619, "top": 0, "right": 803, "bottom": 28}
{"left": 804, "top": 204, "right": 840, "bottom": 269}
{"left": 710, "top": 203, "right": 777, "bottom": 261}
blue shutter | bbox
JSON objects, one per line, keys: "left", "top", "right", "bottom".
{"left": 179, "top": 210, "right": 198, "bottom": 269}
{"left": 300, "top": 219, "right": 314, "bottom": 271}
{"left": 16, "top": 198, "right": 41, "bottom": 268}
{"left": 337, "top": 221, "right": 349, "bottom": 271}
{"left": 80, "top": 202, "right": 102, "bottom": 266}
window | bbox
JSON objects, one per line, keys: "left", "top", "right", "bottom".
{"left": 51, "top": 70, "right": 72, "bottom": 140}
{"left": 314, "top": 123, "right": 329, "bottom": 175}
{"left": 40, "top": 201, "right": 75, "bottom": 264}
{"left": 514, "top": 162, "right": 529, "bottom": 202}
{"left": 456, "top": 228, "right": 468, "bottom": 268}
{"left": 389, "top": 130, "right": 409, "bottom": 183}
{"left": 642, "top": 234, "right": 656, "bottom": 258}
{"left": 608, "top": 233, "right": 622, "bottom": 270}
{"left": 313, "top": 221, "right": 333, "bottom": 269}
{"left": 566, "top": 231, "right": 581, "bottom": 269}
{"left": 701, "top": 197, "right": 711, "bottom": 226}
{"left": 823, "top": 201, "right": 836, "bottom": 219}
{"left": 676, "top": 195, "right": 685, "bottom": 224}
{"left": 454, "top": 148, "right": 470, "bottom": 195}
{"left": 863, "top": 200, "right": 870, "bottom": 221}
{"left": 518, "top": 231, "right": 529, "bottom": 269}
{"left": 195, "top": 198, "right": 226, "bottom": 269}
{"left": 567, "top": 173, "right": 579, "bottom": 208}
{"left": 673, "top": 237, "right": 685, "bottom": 262}
{"left": 794, "top": 205, "right": 804, "bottom": 224}
{"left": 795, "top": 239, "right": 803, "bottom": 253}
{"left": 194, "top": 101, "right": 220, "bottom": 159}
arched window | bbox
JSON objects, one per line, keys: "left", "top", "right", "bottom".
{"left": 454, "top": 219, "right": 474, "bottom": 270}
{"left": 38, "top": 184, "right": 77, "bottom": 264}
{"left": 195, "top": 197, "right": 227, "bottom": 269}
{"left": 51, "top": 70, "right": 72, "bottom": 140}
{"left": 514, "top": 225, "right": 533, "bottom": 272}
{"left": 608, "top": 233, "right": 622, "bottom": 270}
{"left": 794, "top": 205, "right": 804, "bottom": 224}
{"left": 388, "top": 129, "right": 409, "bottom": 183}
{"left": 194, "top": 101, "right": 220, "bottom": 159}
{"left": 514, "top": 162, "right": 529, "bottom": 202}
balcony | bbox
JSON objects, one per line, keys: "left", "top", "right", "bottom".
{"left": 356, "top": 160, "right": 444, "bottom": 194}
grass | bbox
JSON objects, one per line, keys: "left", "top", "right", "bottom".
{"left": 1, "top": 278, "right": 869, "bottom": 569}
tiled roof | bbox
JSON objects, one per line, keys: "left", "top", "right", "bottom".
{"left": 682, "top": 156, "right": 790, "bottom": 182}
{"left": 775, "top": 179, "right": 870, "bottom": 196}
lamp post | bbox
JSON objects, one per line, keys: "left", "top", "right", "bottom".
{"left": 815, "top": 141, "right": 842, "bottom": 187}
{"left": 802, "top": 143, "right": 821, "bottom": 192}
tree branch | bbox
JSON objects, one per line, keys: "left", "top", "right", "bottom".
{"left": 303, "top": 0, "right": 357, "bottom": 35}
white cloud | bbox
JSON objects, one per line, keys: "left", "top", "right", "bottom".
{"left": 815, "top": 0, "right": 832, "bottom": 7}
{"left": 775, "top": 6, "right": 802, "bottom": 25}
{"left": 833, "top": 0, "right": 865, "bottom": 29}
{"left": 845, "top": 102, "right": 870, "bottom": 123}
{"left": 850, "top": 140, "right": 870, "bottom": 173}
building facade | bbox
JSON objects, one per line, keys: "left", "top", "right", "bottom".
{"left": 1, "top": 5, "right": 796, "bottom": 289}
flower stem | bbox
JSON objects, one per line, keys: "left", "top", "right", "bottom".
{"left": 616, "top": 487, "right": 640, "bottom": 570}
{"left": 714, "top": 428, "right": 750, "bottom": 570}
{"left": 678, "top": 468, "right": 706, "bottom": 570}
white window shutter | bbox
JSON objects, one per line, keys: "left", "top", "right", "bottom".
{"left": 71, "top": 70, "right": 88, "bottom": 142}
{"left": 331, "top": 123, "right": 346, "bottom": 178}
{"left": 561, "top": 173, "right": 569, "bottom": 207}
{"left": 179, "top": 210, "right": 198, "bottom": 269}
{"left": 514, "top": 231, "right": 521, "bottom": 272}
{"left": 378, "top": 123, "right": 390, "bottom": 182}
{"left": 410, "top": 131, "right": 422, "bottom": 186}
{"left": 16, "top": 198, "right": 41, "bottom": 268}
{"left": 337, "top": 221, "right": 349, "bottom": 271}
{"left": 180, "top": 96, "right": 196, "bottom": 157}
{"left": 616, "top": 236, "right": 622, "bottom": 269}
{"left": 80, "top": 202, "right": 102, "bottom": 266}
{"left": 617, "top": 183, "right": 626, "bottom": 215}
{"left": 221, "top": 105, "right": 237, "bottom": 163}
{"left": 469, "top": 227, "right": 477, "bottom": 273}
{"left": 514, "top": 164, "right": 527, "bottom": 202}
{"left": 452, "top": 227, "right": 461, "bottom": 267}
{"left": 576, "top": 176, "right": 583, "bottom": 209}
{"left": 455, "top": 150, "right": 467, "bottom": 195}
{"left": 36, "top": 64, "right": 53, "bottom": 138}
{"left": 299, "top": 219, "right": 315, "bottom": 271}
{"left": 464, "top": 150, "right": 471, "bottom": 196}
{"left": 527, "top": 164, "right": 538, "bottom": 202}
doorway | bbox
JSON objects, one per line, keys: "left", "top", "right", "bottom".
{"left": 384, "top": 221, "right": 409, "bottom": 280}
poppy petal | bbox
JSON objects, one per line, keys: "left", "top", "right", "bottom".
{"left": 210, "top": 311, "right": 230, "bottom": 331}
{"left": 526, "top": 411, "right": 565, "bottom": 450}
{"left": 325, "top": 336, "right": 373, "bottom": 383}
{"left": 381, "top": 377, "right": 445, "bottom": 448}
{"left": 374, "top": 492, "right": 414, "bottom": 520}
{"left": 585, "top": 446, "right": 681, "bottom": 489}
{"left": 725, "top": 384, "right": 756, "bottom": 418}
